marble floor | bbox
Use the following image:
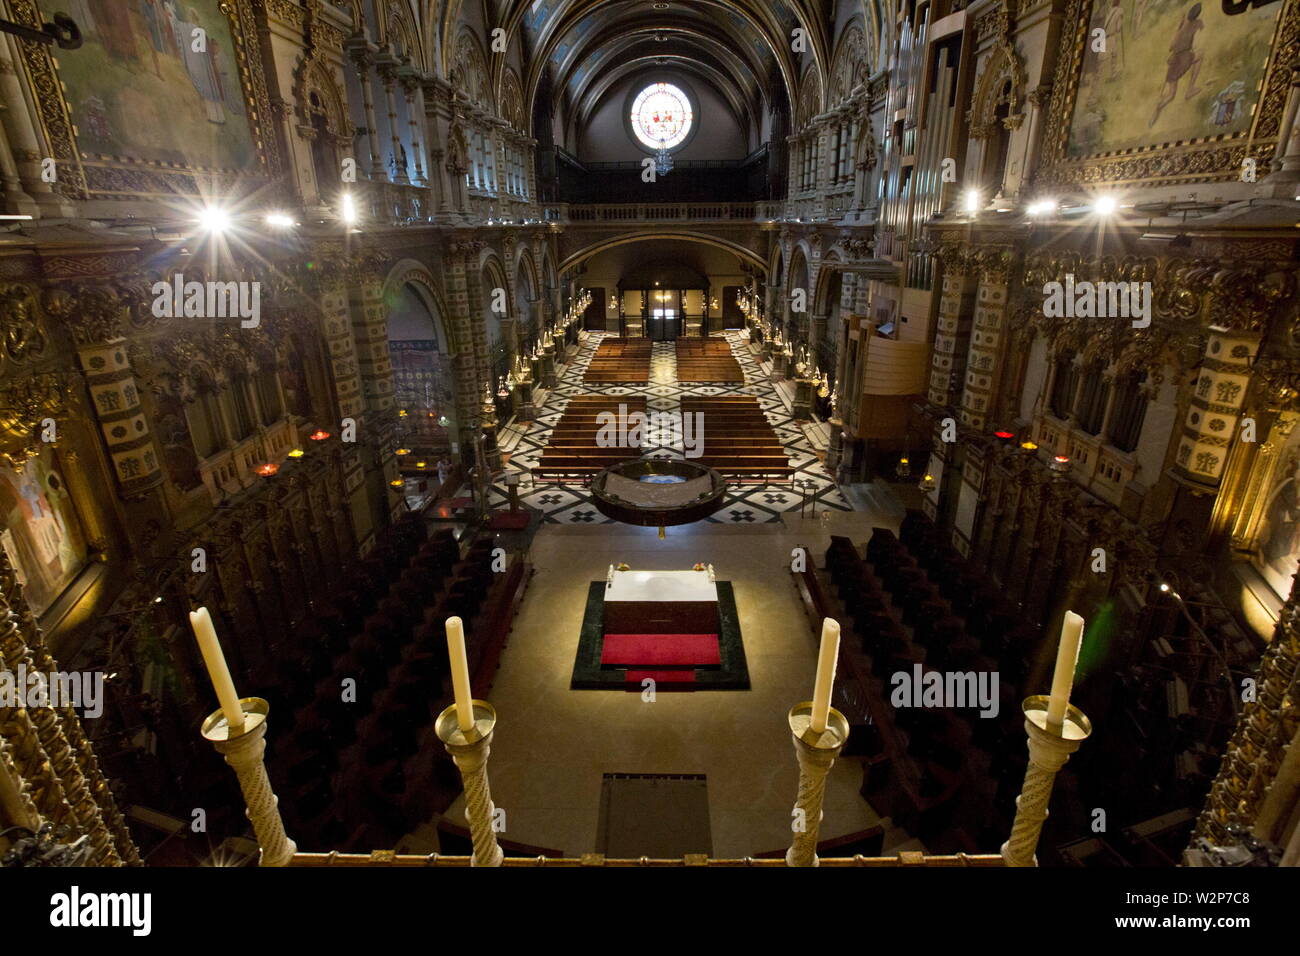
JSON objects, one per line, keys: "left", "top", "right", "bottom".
{"left": 423, "top": 506, "right": 922, "bottom": 859}
{"left": 491, "top": 331, "right": 850, "bottom": 524}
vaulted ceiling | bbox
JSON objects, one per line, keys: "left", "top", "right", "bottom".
{"left": 468, "top": 0, "right": 890, "bottom": 136}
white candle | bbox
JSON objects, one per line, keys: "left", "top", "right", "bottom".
{"left": 445, "top": 616, "right": 475, "bottom": 733}
{"left": 188, "top": 607, "right": 245, "bottom": 733}
{"left": 810, "top": 618, "right": 841, "bottom": 734}
{"left": 1046, "top": 611, "right": 1085, "bottom": 730}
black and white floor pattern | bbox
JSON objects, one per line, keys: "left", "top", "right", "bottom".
{"left": 489, "top": 332, "right": 850, "bottom": 525}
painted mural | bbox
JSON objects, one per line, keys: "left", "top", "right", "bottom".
{"left": 0, "top": 449, "right": 87, "bottom": 616}
{"left": 1067, "top": 0, "right": 1281, "bottom": 157}
{"left": 41, "top": 0, "right": 254, "bottom": 170}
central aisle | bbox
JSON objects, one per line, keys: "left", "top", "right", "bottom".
{"left": 492, "top": 332, "right": 852, "bottom": 523}
{"left": 432, "top": 519, "right": 889, "bottom": 858}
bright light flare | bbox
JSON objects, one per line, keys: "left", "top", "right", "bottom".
{"left": 197, "top": 206, "right": 230, "bottom": 233}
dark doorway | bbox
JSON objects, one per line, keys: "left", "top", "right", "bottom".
{"left": 722, "top": 286, "right": 745, "bottom": 329}
{"left": 584, "top": 288, "right": 607, "bottom": 331}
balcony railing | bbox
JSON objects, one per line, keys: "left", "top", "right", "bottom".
{"left": 551, "top": 202, "right": 759, "bottom": 223}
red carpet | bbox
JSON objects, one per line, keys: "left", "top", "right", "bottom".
{"left": 601, "top": 633, "right": 721, "bottom": 667}
{"left": 489, "top": 510, "right": 530, "bottom": 530}
{"left": 625, "top": 669, "right": 697, "bottom": 690}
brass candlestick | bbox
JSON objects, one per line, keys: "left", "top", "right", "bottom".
{"left": 435, "top": 700, "right": 504, "bottom": 867}
{"left": 1001, "top": 695, "right": 1092, "bottom": 867}
{"left": 786, "top": 701, "right": 850, "bottom": 867}
{"left": 202, "top": 697, "right": 297, "bottom": 867}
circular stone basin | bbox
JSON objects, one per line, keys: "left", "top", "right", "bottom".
{"left": 590, "top": 457, "right": 727, "bottom": 527}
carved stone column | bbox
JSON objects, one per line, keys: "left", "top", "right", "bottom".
{"left": 376, "top": 55, "right": 409, "bottom": 185}
{"left": 398, "top": 67, "right": 427, "bottom": 186}
{"left": 1173, "top": 327, "right": 1260, "bottom": 487}
{"left": 960, "top": 249, "right": 1016, "bottom": 432}
{"left": 0, "top": 33, "right": 73, "bottom": 215}
{"left": 345, "top": 39, "right": 385, "bottom": 182}
{"left": 349, "top": 272, "right": 397, "bottom": 416}
{"left": 46, "top": 285, "right": 165, "bottom": 500}
{"left": 0, "top": 550, "right": 141, "bottom": 864}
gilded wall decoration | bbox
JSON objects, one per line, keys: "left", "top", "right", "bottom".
{"left": 12, "top": 0, "right": 278, "bottom": 198}
{"left": 1038, "top": 0, "right": 1296, "bottom": 186}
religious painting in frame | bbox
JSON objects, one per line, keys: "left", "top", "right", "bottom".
{"left": 1038, "top": 0, "right": 1297, "bottom": 187}
{"left": 9, "top": 0, "right": 277, "bottom": 199}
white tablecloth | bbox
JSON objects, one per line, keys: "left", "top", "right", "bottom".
{"left": 606, "top": 569, "right": 717, "bottom": 603}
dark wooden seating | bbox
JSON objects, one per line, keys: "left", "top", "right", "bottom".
{"left": 675, "top": 338, "right": 744, "bottom": 382}
{"left": 680, "top": 395, "right": 793, "bottom": 482}
{"left": 584, "top": 337, "right": 652, "bottom": 383}
{"left": 535, "top": 394, "right": 648, "bottom": 480}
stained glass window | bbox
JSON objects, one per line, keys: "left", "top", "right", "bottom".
{"left": 630, "top": 83, "right": 693, "bottom": 151}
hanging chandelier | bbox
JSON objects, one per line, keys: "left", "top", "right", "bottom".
{"left": 654, "top": 137, "right": 674, "bottom": 176}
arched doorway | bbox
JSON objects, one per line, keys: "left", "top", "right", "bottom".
{"left": 387, "top": 282, "right": 456, "bottom": 460}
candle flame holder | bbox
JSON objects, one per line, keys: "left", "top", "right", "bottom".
{"left": 435, "top": 700, "right": 504, "bottom": 867}
{"left": 201, "top": 697, "right": 297, "bottom": 867}
{"left": 1000, "top": 695, "right": 1092, "bottom": 867}
{"left": 786, "top": 701, "right": 850, "bottom": 867}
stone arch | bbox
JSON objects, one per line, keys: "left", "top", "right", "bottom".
{"left": 813, "top": 253, "right": 845, "bottom": 315}
{"left": 479, "top": 252, "right": 509, "bottom": 353}
{"left": 384, "top": 0, "right": 422, "bottom": 66}
{"left": 829, "top": 19, "right": 868, "bottom": 106}
{"left": 450, "top": 29, "right": 493, "bottom": 111}
{"left": 515, "top": 247, "right": 541, "bottom": 308}
{"left": 559, "top": 232, "right": 767, "bottom": 275}
{"left": 969, "top": 41, "right": 1026, "bottom": 141}
{"left": 381, "top": 260, "right": 459, "bottom": 455}
{"left": 500, "top": 68, "right": 527, "bottom": 132}
{"left": 514, "top": 247, "right": 541, "bottom": 345}
{"left": 381, "top": 260, "right": 457, "bottom": 353}
{"left": 769, "top": 244, "right": 785, "bottom": 287}
{"left": 795, "top": 65, "right": 822, "bottom": 130}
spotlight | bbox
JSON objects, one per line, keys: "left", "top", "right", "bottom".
{"left": 265, "top": 212, "right": 296, "bottom": 229}
{"left": 963, "top": 189, "right": 980, "bottom": 216}
{"left": 1159, "top": 582, "right": 1171, "bottom": 593}
{"left": 1026, "top": 199, "right": 1056, "bottom": 217}
{"left": 1093, "top": 195, "right": 1118, "bottom": 216}
{"left": 340, "top": 192, "right": 358, "bottom": 225}
{"left": 197, "top": 206, "right": 230, "bottom": 233}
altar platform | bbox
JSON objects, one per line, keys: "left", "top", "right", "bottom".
{"left": 571, "top": 568, "right": 749, "bottom": 691}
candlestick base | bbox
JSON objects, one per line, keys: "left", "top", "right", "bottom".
{"left": 200, "top": 697, "right": 297, "bottom": 867}
{"left": 435, "top": 700, "right": 504, "bottom": 868}
{"left": 1000, "top": 695, "right": 1092, "bottom": 867}
{"left": 786, "top": 702, "right": 850, "bottom": 867}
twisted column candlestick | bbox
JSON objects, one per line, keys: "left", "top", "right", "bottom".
{"left": 203, "top": 698, "right": 297, "bottom": 867}
{"left": 786, "top": 702, "right": 850, "bottom": 867}
{"left": 436, "top": 701, "right": 504, "bottom": 867}
{"left": 1001, "top": 695, "right": 1092, "bottom": 867}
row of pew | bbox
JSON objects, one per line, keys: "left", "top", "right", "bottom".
{"left": 810, "top": 511, "right": 1047, "bottom": 853}
{"left": 675, "top": 338, "right": 744, "bottom": 383}
{"left": 265, "top": 528, "right": 527, "bottom": 851}
{"left": 681, "top": 395, "right": 793, "bottom": 482}
{"left": 535, "top": 394, "right": 647, "bottom": 481}
{"left": 584, "top": 337, "right": 652, "bottom": 383}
